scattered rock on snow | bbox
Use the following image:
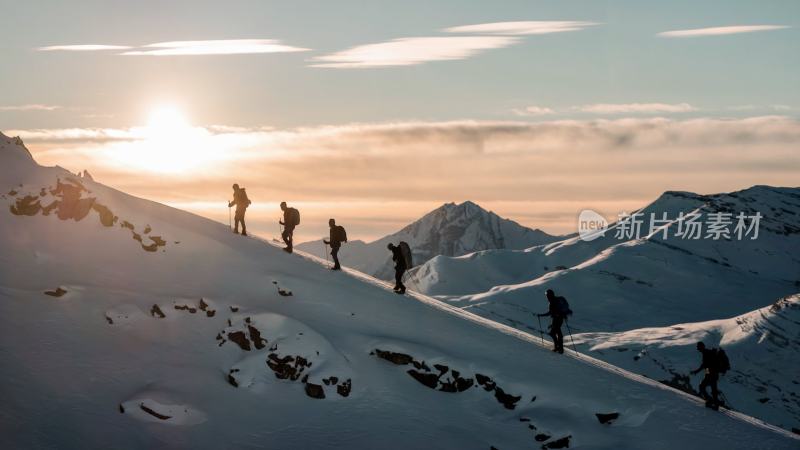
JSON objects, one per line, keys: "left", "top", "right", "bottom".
{"left": 595, "top": 412, "right": 620, "bottom": 424}
{"left": 151, "top": 304, "right": 165, "bottom": 318}
{"left": 542, "top": 435, "right": 571, "bottom": 449}
{"left": 304, "top": 382, "right": 325, "bottom": 399}
{"left": 44, "top": 287, "right": 67, "bottom": 297}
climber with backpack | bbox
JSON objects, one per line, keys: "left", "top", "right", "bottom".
{"left": 323, "top": 218, "right": 347, "bottom": 270}
{"left": 691, "top": 341, "right": 730, "bottom": 410}
{"left": 279, "top": 201, "right": 300, "bottom": 253}
{"left": 228, "top": 184, "right": 251, "bottom": 236}
{"left": 387, "top": 242, "right": 412, "bottom": 294}
{"left": 537, "top": 289, "right": 572, "bottom": 354}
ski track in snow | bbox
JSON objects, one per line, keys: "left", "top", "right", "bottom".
{"left": 253, "top": 235, "right": 799, "bottom": 441}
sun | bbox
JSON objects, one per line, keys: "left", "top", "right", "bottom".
{"left": 105, "top": 104, "right": 224, "bottom": 174}
{"left": 146, "top": 106, "right": 191, "bottom": 138}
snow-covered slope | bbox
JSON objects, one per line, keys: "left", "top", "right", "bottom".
{"left": 574, "top": 295, "right": 800, "bottom": 433}
{"left": 297, "top": 201, "right": 558, "bottom": 280}
{"left": 1, "top": 132, "right": 797, "bottom": 449}
{"left": 405, "top": 185, "right": 800, "bottom": 432}
{"left": 413, "top": 187, "right": 800, "bottom": 331}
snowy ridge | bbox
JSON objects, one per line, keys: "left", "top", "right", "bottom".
{"left": 297, "top": 200, "right": 558, "bottom": 280}
{"left": 406, "top": 185, "right": 800, "bottom": 432}
{"left": 262, "top": 236, "right": 800, "bottom": 440}
{"left": 1, "top": 133, "right": 798, "bottom": 448}
{"left": 574, "top": 295, "right": 800, "bottom": 432}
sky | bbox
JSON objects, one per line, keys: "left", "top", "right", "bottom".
{"left": 1, "top": 0, "right": 799, "bottom": 242}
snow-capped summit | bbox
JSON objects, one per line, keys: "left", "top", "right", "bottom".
{"left": 298, "top": 200, "right": 558, "bottom": 280}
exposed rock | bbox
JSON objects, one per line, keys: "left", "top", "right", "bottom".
{"left": 337, "top": 379, "right": 352, "bottom": 397}
{"left": 227, "top": 331, "right": 252, "bottom": 351}
{"left": 247, "top": 325, "right": 267, "bottom": 350}
{"left": 535, "top": 434, "right": 551, "bottom": 442}
{"left": 595, "top": 412, "right": 619, "bottom": 424}
{"left": 10, "top": 195, "right": 41, "bottom": 216}
{"left": 304, "top": 382, "right": 325, "bottom": 399}
{"left": 119, "top": 404, "right": 124, "bottom": 413}
{"left": 542, "top": 435, "right": 571, "bottom": 449}
{"left": 230, "top": 306, "right": 239, "bottom": 312}
{"left": 44, "top": 287, "right": 67, "bottom": 297}
{"left": 494, "top": 387, "right": 521, "bottom": 410}
{"left": 407, "top": 369, "right": 439, "bottom": 389}
{"left": 139, "top": 403, "right": 171, "bottom": 420}
{"left": 92, "top": 203, "right": 116, "bottom": 227}
{"left": 143, "top": 225, "right": 152, "bottom": 234}
{"left": 227, "top": 369, "right": 240, "bottom": 387}
{"left": 150, "top": 304, "right": 165, "bottom": 318}
{"left": 373, "top": 349, "right": 413, "bottom": 365}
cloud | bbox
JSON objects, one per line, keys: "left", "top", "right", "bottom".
{"left": 658, "top": 25, "right": 789, "bottom": 38}
{"left": 12, "top": 116, "right": 799, "bottom": 238}
{"left": 37, "top": 45, "right": 132, "bottom": 51}
{"left": 576, "top": 103, "right": 696, "bottom": 114}
{"left": 444, "top": 21, "right": 598, "bottom": 35}
{"left": 0, "top": 104, "right": 61, "bottom": 112}
{"left": 513, "top": 106, "right": 556, "bottom": 116}
{"left": 121, "top": 39, "right": 309, "bottom": 56}
{"left": 310, "top": 36, "right": 520, "bottom": 68}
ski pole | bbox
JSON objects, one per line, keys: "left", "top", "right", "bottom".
{"left": 536, "top": 315, "right": 544, "bottom": 345}
{"left": 228, "top": 205, "right": 232, "bottom": 230}
{"left": 323, "top": 240, "right": 330, "bottom": 267}
{"left": 565, "top": 319, "right": 578, "bottom": 357}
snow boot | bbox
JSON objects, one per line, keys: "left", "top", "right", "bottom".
{"left": 283, "top": 247, "right": 293, "bottom": 254}
{"left": 241, "top": 230, "right": 248, "bottom": 236}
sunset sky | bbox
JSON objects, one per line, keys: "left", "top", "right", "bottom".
{"left": 2, "top": 0, "right": 799, "bottom": 242}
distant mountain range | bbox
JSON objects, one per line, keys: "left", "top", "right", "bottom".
{"left": 297, "top": 200, "right": 558, "bottom": 279}
{"left": 405, "top": 184, "right": 800, "bottom": 432}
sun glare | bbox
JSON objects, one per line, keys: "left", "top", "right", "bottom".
{"left": 105, "top": 104, "right": 225, "bottom": 174}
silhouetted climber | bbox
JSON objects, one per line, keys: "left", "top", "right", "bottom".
{"left": 323, "top": 218, "right": 347, "bottom": 270}
{"left": 537, "top": 289, "right": 572, "bottom": 354}
{"left": 691, "top": 341, "right": 730, "bottom": 410}
{"left": 279, "top": 201, "right": 300, "bottom": 253}
{"left": 228, "top": 184, "right": 251, "bottom": 236}
{"left": 387, "top": 243, "right": 407, "bottom": 294}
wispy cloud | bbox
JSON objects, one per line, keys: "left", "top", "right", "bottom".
{"left": 122, "top": 39, "right": 309, "bottom": 56}
{"left": 513, "top": 105, "right": 556, "bottom": 116}
{"left": 444, "top": 21, "right": 598, "bottom": 35}
{"left": 658, "top": 25, "right": 789, "bottom": 38}
{"left": 0, "top": 104, "right": 61, "bottom": 112}
{"left": 37, "top": 45, "right": 132, "bottom": 51}
{"left": 310, "top": 36, "right": 520, "bottom": 68}
{"left": 36, "top": 40, "right": 308, "bottom": 55}
{"left": 576, "top": 103, "right": 696, "bottom": 114}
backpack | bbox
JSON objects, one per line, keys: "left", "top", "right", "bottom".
{"left": 715, "top": 348, "right": 731, "bottom": 375}
{"left": 398, "top": 241, "right": 413, "bottom": 268}
{"left": 287, "top": 207, "right": 300, "bottom": 226}
{"left": 240, "top": 189, "right": 251, "bottom": 207}
{"left": 333, "top": 225, "right": 347, "bottom": 243}
{"left": 553, "top": 296, "right": 573, "bottom": 318}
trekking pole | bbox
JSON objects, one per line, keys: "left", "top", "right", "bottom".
{"left": 565, "top": 319, "right": 578, "bottom": 357}
{"left": 323, "top": 240, "right": 330, "bottom": 267}
{"left": 536, "top": 315, "right": 544, "bottom": 345}
{"left": 228, "top": 205, "right": 232, "bottom": 230}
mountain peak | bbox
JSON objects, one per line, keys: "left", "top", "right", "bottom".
{"left": 0, "top": 131, "right": 35, "bottom": 162}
